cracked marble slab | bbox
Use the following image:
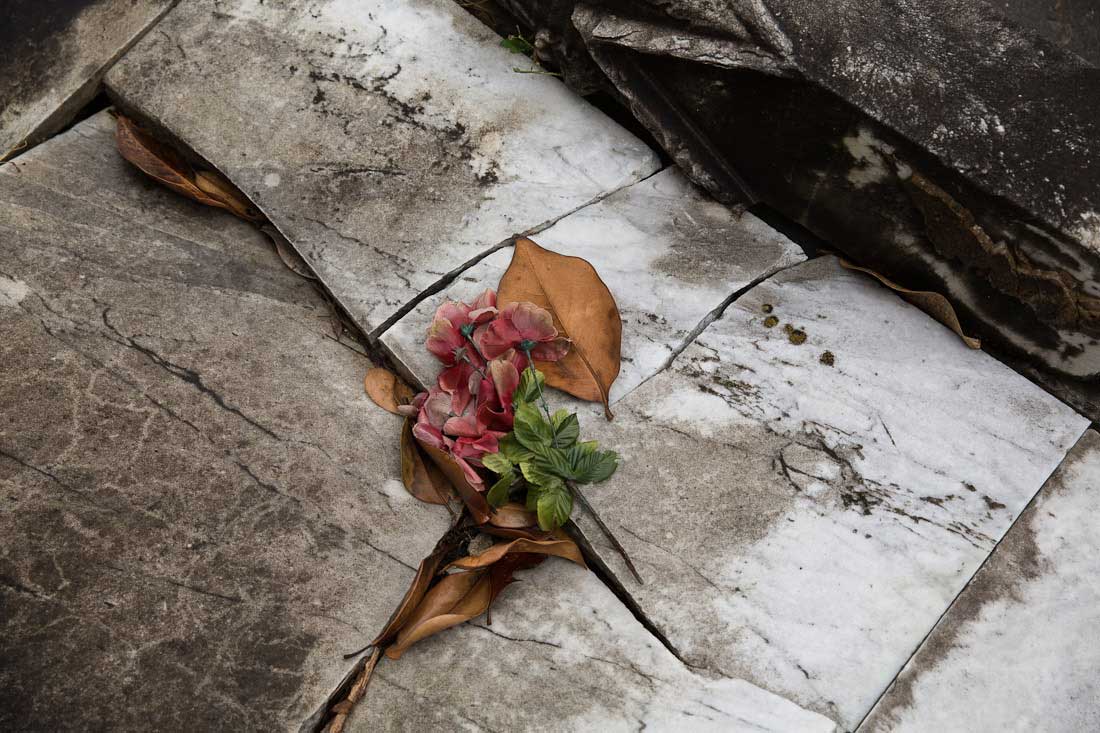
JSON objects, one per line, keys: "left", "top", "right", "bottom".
{"left": 571, "top": 256, "right": 1089, "bottom": 730}
{"left": 0, "top": 111, "right": 453, "bottom": 730}
{"left": 346, "top": 560, "right": 837, "bottom": 733}
{"left": 860, "top": 428, "right": 1100, "bottom": 732}
{"left": 104, "top": 0, "right": 660, "bottom": 336}
{"left": 0, "top": 0, "right": 175, "bottom": 159}
{"left": 380, "top": 166, "right": 805, "bottom": 399}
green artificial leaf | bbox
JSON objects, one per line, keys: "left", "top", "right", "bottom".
{"left": 551, "top": 410, "right": 580, "bottom": 448}
{"left": 481, "top": 451, "right": 513, "bottom": 476}
{"left": 577, "top": 440, "right": 599, "bottom": 455}
{"left": 525, "top": 483, "right": 542, "bottom": 511}
{"left": 520, "top": 460, "right": 561, "bottom": 489}
{"left": 499, "top": 433, "right": 534, "bottom": 464}
{"left": 531, "top": 447, "right": 574, "bottom": 482}
{"left": 486, "top": 473, "right": 513, "bottom": 508}
{"left": 514, "top": 402, "right": 553, "bottom": 451}
{"left": 536, "top": 482, "right": 573, "bottom": 531}
{"left": 572, "top": 448, "right": 619, "bottom": 484}
{"left": 500, "top": 34, "right": 535, "bottom": 56}
{"left": 515, "top": 368, "right": 546, "bottom": 406}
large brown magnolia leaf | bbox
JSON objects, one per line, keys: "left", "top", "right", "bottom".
{"left": 116, "top": 116, "right": 262, "bottom": 222}
{"left": 364, "top": 367, "right": 416, "bottom": 415}
{"left": 498, "top": 238, "right": 622, "bottom": 418}
{"left": 372, "top": 547, "right": 451, "bottom": 647}
{"left": 839, "top": 259, "right": 981, "bottom": 349}
{"left": 419, "top": 442, "right": 492, "bottom": 524}
{"left": 446, "top": 535, "right": 586, "bottom": 570}
{"left": 400, "top": 419, "right": 455, "bottom": 506}
{"left": 487, "top": 501, "right": 538, "bottom": 529}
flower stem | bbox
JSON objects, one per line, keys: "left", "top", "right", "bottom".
{"left": 521, "top": 347, "right": 553, "bottom": 421}
{"left": 567, "top": 480, "right": 643, "bottom": 584}
{"left": 459, "top": 353, "right": 488, "bottom": 381}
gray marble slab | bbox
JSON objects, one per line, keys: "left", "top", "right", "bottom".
{"left": 104, "top": 0, "right": 660, "bottom": 337}
{"left": 0, "top": 0, "right": 175, "bottom": 159}
{"left": 860, "top": 428, "right": 1100, "bottom": 733}
{"left": 0, "top": 111, "right": 452, "bottom": 731}
{"left": 571, "top": 256, "right": 1089, "bottom": 729}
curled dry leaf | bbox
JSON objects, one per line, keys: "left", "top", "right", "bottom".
{"left": 363, "top": 367, "right": 416, "bottom": 415}
{"left": 400, "top": 420, "right": 456, "bottom": 506}
{"left": 446, "top": 535, "right": 586, "bottom": 570}
{"left": 419, "top": 442, "right": 492, "bottom": 524}
{"left": 382, "top": 533, "right": 585, "bottom": 659}
{"left": 116, "top": 116, "right": 263, "bottom": 222}
{"left": 839, "top": 259, "right": 981, "bottom": 349}
{"left": 498, "top": 238, "right": 622, "bottom": 418}
{"left": 386, "top": 568, "right": 491, "bottom": 659}
{"left": 194, "top": 170, "right": 265, "bottom": 222}
{"left": 487, "top": 501, "right": 538, "bottom": 529}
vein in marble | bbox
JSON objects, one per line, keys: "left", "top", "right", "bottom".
{"left": 380, "top": 166, "right": 805, "bottom": 397}
{"left": 571, "top": 256, "right": 1089, "bottom": 729}
{"left": 859, "top": 428, "right": 1100, "bottom": 733}
{"left": 104, "top": 0, "right": 660, "bottom": 336}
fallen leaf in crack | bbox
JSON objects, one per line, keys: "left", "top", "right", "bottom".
{"left": 116, "top": 116, "right": 263, "bottom": 222}
{"left": 363, "top": 367, "right": 416, "bottom": 415}
{"left": 839, "top": 259, "right": 981, "bottom": 349}
{"left": 447, "top": 534, "right": 586, "bottom": 570}
{"left": 387, "top": 568, "right": 492, "bottom": 659}
{"left": 487, "top": 501, "right": 538, "bottom": 529}
{"left": 400, "top": 419, "right": 455, "bottom": 506}
{"left": 383, "top": 534, "right": 584, "bottom": 659}
{"left": 498, "top": 238, "right": 622, "bottom": 418}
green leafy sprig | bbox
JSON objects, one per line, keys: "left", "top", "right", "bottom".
{"left": 483, "top": 369, "right": 619, "bottom": 532}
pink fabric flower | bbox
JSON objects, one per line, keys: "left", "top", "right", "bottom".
{"left": 474, "top": 302, "right": 570, "bottom": 362}
{"left": 425, "top": 290, "right": 497, "bottom": 366}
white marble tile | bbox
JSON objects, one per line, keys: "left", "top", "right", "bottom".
{"left": 572, "top": 256, "right": 1089, "bottom": 729}
{"left": 348, "top": 561, "right": 838, "bottom": 733}
{"left": 105, "top": 0, "right": 660, "bottom": 334}
{"left": 860, "top": 428, "right": 1100, "bottom": 733}
{"left": 380, "top": 167, "right": 805, "bottom": 397}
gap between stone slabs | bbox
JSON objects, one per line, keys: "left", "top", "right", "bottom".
{"left": 0, "top": 0, "right": 179, "bottom": 161}
{"left": 569, "top": 256, "right": 1090, "bottom": 730}
{"left": 858, "top": 428, "right": 1100, "bottom": 732}
{"left": 103, "top": 0, "right": 662, "bottom": 342}
{"left": 378, "top": 165, "right": 806, "bottom": 402}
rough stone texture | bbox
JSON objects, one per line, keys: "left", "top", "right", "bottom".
{"left": 996, "top": 0, "right": 1100, "bottom": 65}
{"left": 104, "top": 0, "right": 660, "bottom": 338}
{"left": 346, "top": 561, "right": 837, "bottom": 733}
{"left": 571, "top": 256, "right": 1089, "bottom": 729}
{"left": 497, "top": 0, "right": 1100, "bottom": 418}
{"left": 381, "top": 166, "right": 805, "bottom": 399}
{"left": 0, "top": 111, "right": 453, "bottom": 731}
{"left": 860, "top": 428, "right": 1100, "bottom": 732}
{"left": 0, "top": 0, "right": 176, "bottom": 159}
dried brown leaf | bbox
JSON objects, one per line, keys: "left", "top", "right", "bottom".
{"left": 498, "top": 238, "right": 622, "bottom": 418}
{"left": 194, "top": 170, "right": 265, "bottom": 222}
{"left": 371, "top": 548, "right": 449, "bottom": 647}
{"left": 386, "top": 569, "right": 492, "bottom": 659}
{"left": 446, "top": 535, "right": 586, "bottom": 570}
{"left": 363, "top": 367, "right": 415, "bottom": 415}
{"left": 400, "top": 419, "right": 456, "bottom": 506}
{"left": 487, "top": 501, "right": 538, "bottom": 529}
{"left": 420, "top": 442, "right": 492, "bottom": 524}
{"left": 116, "top": 116, "right": 225, "bottom": 210}
{"left": 839, "top": 259, "right": 981, "bottom": 349}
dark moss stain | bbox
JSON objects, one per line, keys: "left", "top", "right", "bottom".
{"left": 982, "top": 495, "right": 1007, "bottom": 511}
{"left": 819, "top": 350, "right": 835, "bottom": 366}
{"left": 763, "top": 315, "right": 779, "bottom": 328}
{"left": 762, "top": 303, "right": 774, "bottom": 313}
{"left": 784, "top": 323, "right": 807, "bottom": 344}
